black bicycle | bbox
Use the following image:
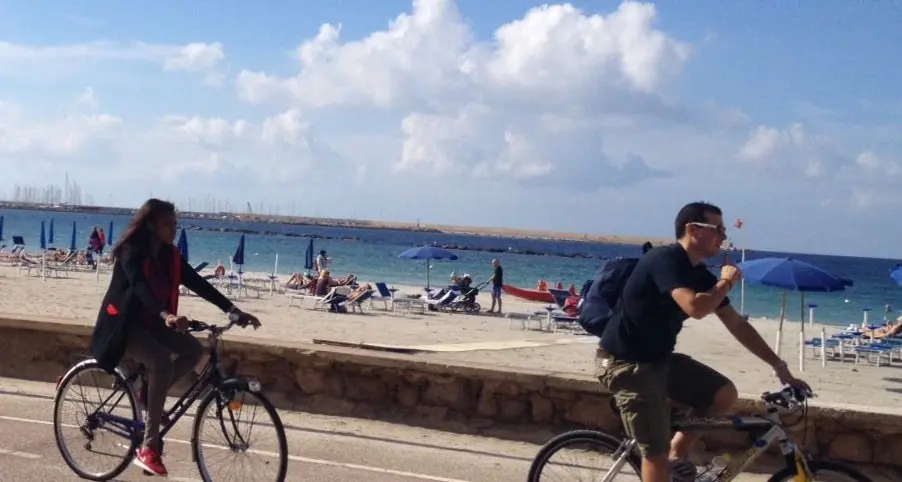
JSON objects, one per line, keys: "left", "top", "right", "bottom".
{"left": 528, "top": 386, "right": 872, "bottom": 481}
{"left": 52, "top": 317, "right": 288, "bottom": 481}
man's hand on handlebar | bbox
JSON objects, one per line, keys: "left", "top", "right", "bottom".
{"left": 774, "top": 361, "right": 811, "bottom": 393}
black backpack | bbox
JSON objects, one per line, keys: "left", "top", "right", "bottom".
{"left": 577, "top": 257, "right": 639, "bottom": 337}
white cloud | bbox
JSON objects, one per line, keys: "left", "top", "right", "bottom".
{"left": 0, "top": 98, "right": 121, "bottom": 156}
{"left": 0, "top": 40, "right": 226, "bottom": 83}
{"left": 236, "top": 0, "right": 690, "bottom": 186}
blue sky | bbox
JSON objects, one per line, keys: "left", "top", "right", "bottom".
{"left": 0, "top": 0, "right": 900, "bottom": 258}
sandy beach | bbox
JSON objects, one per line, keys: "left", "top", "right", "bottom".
{"left": 0, "top": 263, "right": 897, "bottom": 412}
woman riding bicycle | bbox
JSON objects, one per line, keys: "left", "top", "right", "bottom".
{"left": 89, "top": 198, "right": 260, "bottom": 477}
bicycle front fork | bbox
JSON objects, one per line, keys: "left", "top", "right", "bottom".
{"left": 602, "top": 438, "right": 638, "bottom": 482}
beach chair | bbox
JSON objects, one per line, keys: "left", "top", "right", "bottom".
{"left": 423, "top": 290, "right": 458, "bottom": 312}
{"left": 347, "top": 290, "right": 376, "bottom": 313}
{"left": 368, "top": 282, "right": 397, "bottom": 310}
{"left": 313, "top": 286, "right": 353, "bottom": 311}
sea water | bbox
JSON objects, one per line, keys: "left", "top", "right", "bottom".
{"left": 1, "top": 208, "right": 899, "bottom": 327}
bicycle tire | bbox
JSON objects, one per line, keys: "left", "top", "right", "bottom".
{"left": 192, "top": 383, "right": 289, "bottom": 482}
{"left": 766, "top": 460, "right": 873, "bottom": 482}
{"left": 53, "top": 360, "right": 139, "bottom": 481}
{"left": 527, "top": 429, "right": 641, "bottom": 481}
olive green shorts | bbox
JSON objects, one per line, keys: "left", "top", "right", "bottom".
{"left": 596, "top": 351, "right": 731, "bottom": 458}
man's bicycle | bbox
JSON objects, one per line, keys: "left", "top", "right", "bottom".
{"left": 527, "top": 386, "right": 872, "bottom": 481}
{"left": 52, "top": 317, "right": 288, "bottom": 481}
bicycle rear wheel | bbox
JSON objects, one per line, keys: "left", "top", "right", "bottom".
{"left": 53, "top": 360, "right": 140, "bottom": 481}
{"left": 528, "top": 429, "right": 641, "bottom": 481}
{"left": 767, "top": 460, "right": 873, "bottom": 481}
{"left": 192, "top": 381, "right": 288, "bottom": 482}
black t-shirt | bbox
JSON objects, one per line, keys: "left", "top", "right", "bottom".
{"left": 600, "top": 243, "right": 729, "bottom": 363}
{"left": 493, "top": 266, "right": 503, "bottom": 287}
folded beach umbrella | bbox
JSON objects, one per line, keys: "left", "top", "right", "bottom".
{"left": 69, "top": 221, "right": 77, "bottom": 252}
{"left": 304, "top": 238, "right": 314, "bottom": 271}
{"left": 177, "top": 228, "right": 189, "bottom": 263}
{"left": 398, "top": 246, "right": 458, "bottom": 289}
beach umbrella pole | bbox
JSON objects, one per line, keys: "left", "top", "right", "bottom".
{"left": 426, "top": 259, "right": 430, "bottom": 289}
{"left": 820, "top": 327, "right": 827, "bottom": 367}
{"left": 774, "top": 291, "right": 787, "bottom": 361}
{"left": 799, "top": 292, "right": 806, "bottom": 372}
{"left": 41, "top": 249, "right": 46, "bottom": 282}
{"left": 739, "top": 247, "right": 746, "bottom": 314}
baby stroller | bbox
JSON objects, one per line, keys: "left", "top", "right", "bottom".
{"left": 450, "top": 279, "right": 489, "bottom": 313}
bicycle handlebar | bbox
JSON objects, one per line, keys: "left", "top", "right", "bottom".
{"left": 186, "top": 317, "right": 241, "bottom": 334}
{"left": 761, "top": 386, "right": 815, "bottom": 410}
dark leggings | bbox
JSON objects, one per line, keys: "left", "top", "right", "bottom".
{"left": 125, "top": 321, "right": 202, "bottom": 450}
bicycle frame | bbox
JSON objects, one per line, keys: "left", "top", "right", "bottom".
{"left": 76, "top": 325, "right": 236, "bottom": 444}
{"left": 602, "top": 409, "right": 814, "bottom": 482}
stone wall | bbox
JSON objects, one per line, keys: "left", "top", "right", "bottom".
{"left": 1, "top": 314, "right": 900, "bottom": 469}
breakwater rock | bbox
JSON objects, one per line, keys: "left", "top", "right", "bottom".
{"left": 425, "top": 243, "right": 601, "bottom": 260}
{"left": 181, "top": 224, "right": 362, "bottom": 242}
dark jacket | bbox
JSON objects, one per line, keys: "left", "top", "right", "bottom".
{"left": 90, "top": 242, "right": 234, "bottom": 373}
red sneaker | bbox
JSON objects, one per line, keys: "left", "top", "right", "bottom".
{"left": 134, "top": 446, "right": 168, "bottom": 476}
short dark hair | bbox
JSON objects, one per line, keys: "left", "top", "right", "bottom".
{"left": 674, "top": 201, "right": 722, "bottom": 239}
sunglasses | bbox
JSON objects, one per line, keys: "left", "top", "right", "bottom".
{"left": 688, "top": 222, "right": 728, "bottom": 237}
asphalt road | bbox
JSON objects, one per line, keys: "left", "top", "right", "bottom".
{"left": 0, "top": 376, "right": 885, "bottom": 482}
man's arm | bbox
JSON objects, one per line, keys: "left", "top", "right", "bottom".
{"left": 715, "top": 303, "right": 784, "bottom": 369}
{"left": 652, "top": 256, "right": 732, "bottom": 319}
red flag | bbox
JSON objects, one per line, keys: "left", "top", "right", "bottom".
{"left": 734, "top": 218, "right": 743, "bottom": 229}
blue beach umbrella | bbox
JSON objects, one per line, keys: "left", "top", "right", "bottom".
{"left": 0, "top": 215, "right": 4, "bottom": 240}
{"left": 740, "top": 257, "right": 850, "bottom": 292}
{"left": 107, "top": 221, "right": 114, "bottom": 247}
{"left": 49, "top": 218, "right": 55, "bottom": 246}
{"left": 398, "top": 246, "right": 459, "bottom": 289}
{"left": 304, "top": 238, "right": 314, "bottom": 271}
{"left": 40, "top": 222, "right": 47, "bottom": 250}
{"left": 177, "top": 229, "right": 189, "bottom": 263}
{"left": 69, "top": 221, "right": 77, "bottom": 252}
{"left": 738, "top": 257, "right": 850, "bottom": 367}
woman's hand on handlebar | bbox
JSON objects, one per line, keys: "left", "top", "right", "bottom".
{"left": 230, "top": 308, "right": 262, "bottom": 330}
{"left": 165, "top": 314, "right": 191, "bottom": 332}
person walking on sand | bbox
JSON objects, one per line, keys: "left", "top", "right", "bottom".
{"left": 314, "top": 250, "right": 329, "bottom": 274}
{"left": 488, "top": 258, "right": 503, "bottom": 314}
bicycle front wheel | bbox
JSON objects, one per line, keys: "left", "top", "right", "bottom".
{"left": 192, "top": 382, "right": 288, "bottom": 482}
{"left": 767, "top": 460, "right": 873, "bottom": 481}
{"left": 527, "top": 429, "right": 641, "bottom": 481}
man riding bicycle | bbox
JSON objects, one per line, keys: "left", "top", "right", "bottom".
{"left": 90, "top": 198, "right": 260, "bottom": 477}
{"left": 596, "top": 201, "right": 809, "bottom": 482}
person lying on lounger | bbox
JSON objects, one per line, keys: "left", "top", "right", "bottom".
{"left": 861, "top": 317, "right": 902, "bottom": 338}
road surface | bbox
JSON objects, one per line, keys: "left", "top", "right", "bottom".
{"left": 0, "top": 377, "right": 882, "bottom": 481}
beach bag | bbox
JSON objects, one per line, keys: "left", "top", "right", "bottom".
{"left": 577, "top": 257, "right": 639, "bottom": 337}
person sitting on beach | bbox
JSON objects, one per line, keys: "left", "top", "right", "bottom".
{"left": 213, "top": 262, "right": 226, "bottom": 277}
{"left": 536, "top": 279, "right": 548, "bottom": 291}
{"left": 315, "top": 270, "right": 337, "bottom": 296}
{"left": 345, "top": 283, "right": 373, "bottom": 306}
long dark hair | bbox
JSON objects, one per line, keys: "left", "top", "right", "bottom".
{"left": 111, "top": 198, "right": 176, "bottom": 262}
